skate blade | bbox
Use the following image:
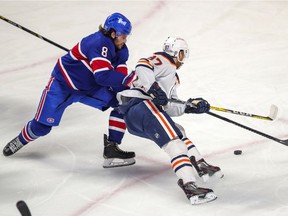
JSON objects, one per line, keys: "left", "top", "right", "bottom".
{"left": 103, "top": 158, "right": 136, "bottom": 168}
{"left": 210, "top": 170, "right": 224, "bottom": 179}
{"left": 190, "top": 192, "right": 217, "bottom": 205}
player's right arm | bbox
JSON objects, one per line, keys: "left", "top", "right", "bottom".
{"left": 80, "top": 35, "right": 127, "bottom": 88}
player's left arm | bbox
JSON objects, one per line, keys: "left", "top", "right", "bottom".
{"left": 112, "top": 46, "right": 131, "bottom": 92}
{"left": 114, "top": 45, "right": 129, "bottom": 76}
{"left": 164, "top": 83, "right": 186, "bottom": 116}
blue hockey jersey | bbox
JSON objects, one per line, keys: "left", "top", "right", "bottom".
{"left": 51, "top": 31, "right": 129, "bottom": 106}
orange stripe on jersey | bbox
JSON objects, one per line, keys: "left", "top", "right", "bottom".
{"left": 155, "top": 53, "right": 176, "bottom": 67}
{"left": 138, "top": 59, "right": 152, "bottom": 67}
{"left": 146, "top": 100, "right": 177, "bottom": 139}
{"left": 137, "top": 59, "right": 153, "bottom": 69}
{"left": 172, "top": 158, "right": 191, "bottom": 169}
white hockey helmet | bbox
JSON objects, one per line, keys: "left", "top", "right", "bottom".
{"left": 163, "top": 36, "right": 189, "bottom": 62}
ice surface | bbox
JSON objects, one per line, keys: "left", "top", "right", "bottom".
{"left": 1, "top": 1, "right": 288, "bottom": 215}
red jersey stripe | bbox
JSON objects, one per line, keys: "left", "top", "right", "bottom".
{"left": 57, "top": 59, "right": 78, "bottom": 90}
{"left": 116, "top": 64, "right": 128, "bottom": 76}
{"left": 91, "top": 57, "right": 114, "bottom": 73}
{"left": 71, "top": 43, "right": 86, "bottom": 60}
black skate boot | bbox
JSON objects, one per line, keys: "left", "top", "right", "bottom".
{"left": 3, "top": 136, "right": 24, "bottom": 156}
{"left": 103, "top": 134, "right": 135, "bottom": 168}
{"left": 190, "top": 156, "right": 224, "bottom": 182}
{"left": 177, "top": 179, "right": 217, "bottom": 205}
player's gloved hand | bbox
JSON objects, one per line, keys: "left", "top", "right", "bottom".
{"left": 147, "top": 82, "right": 168, "bottom": 106}
{"left": 185, "top": 98, "right": 210, "bottom": 114}
{"left": 122, "top": 71, "right": 135, "bottom": 87}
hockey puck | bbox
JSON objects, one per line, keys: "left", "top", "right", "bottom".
{"left": 234, "top": 150, "right": 242, "bottom": 155}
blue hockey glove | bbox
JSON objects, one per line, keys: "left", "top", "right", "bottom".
{"left": 185, "top": 98, "right": 210, "bottom": 114}
{"left": 147, "top": 82, "right": 168, "bottom": 106}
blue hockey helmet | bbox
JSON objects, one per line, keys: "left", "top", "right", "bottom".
{"left": 103, "top": 13, "right": 132, "bottom": 37}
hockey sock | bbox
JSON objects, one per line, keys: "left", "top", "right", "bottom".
{"left": 108, "top": 110, "right": 126, "bottom": 144}
{"left": 182, "top": 138, "right": 202, "bottom": 161}
{"left": 174, "top": 123, "right": 203, "bottom": 161}
{"left": 18, "top": 119, "right": 52, "bottom": 144}
{"left": 162, "top": 139, "right": 196, "bottom": 184}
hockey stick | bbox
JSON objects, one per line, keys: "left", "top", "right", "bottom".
{"left": 16, "top": 200, "right": 32, "bottom": 216}
{"left": 168, "top": 98, "right": 278, "bottom": 121}
{"left": 210, "top": 105, "right": 278, "bottom": 121}
{"left": 1, "top": 16, "right": 282, "bottom": 123}
{"left": 1, "top": 15, "right": 69, "bottom": 52}
{"left": 168, "top": 98, "right": 287, "bottom": 145}
{"left": 207, "top": 111, "right": 288, "bottom": 146}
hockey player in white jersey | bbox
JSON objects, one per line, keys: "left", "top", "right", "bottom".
{"left": 117, "top": 37, "right": 223, "bottom": 204}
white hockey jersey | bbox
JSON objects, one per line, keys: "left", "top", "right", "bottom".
{"left": 117, "top": 52, "right": 186, "bottom": 117}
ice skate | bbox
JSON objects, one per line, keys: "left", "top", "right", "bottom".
{"left": 103, "top": 134, "right": 135, "bottom": 168}
{"left": 190, "top": 156, "right": 224, "bottom": 182}
{"left": 3, "top": 136, "right": 24, "bottom": 156}
{"left": 177, "top": 179, "right": 217, "bottom": 205}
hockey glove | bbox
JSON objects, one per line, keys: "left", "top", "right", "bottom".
{"left": 185, "top": 98, "right": 210, "bottom": 114}
{"left": 147, "top": 82, "right": 168, "bottom": 106}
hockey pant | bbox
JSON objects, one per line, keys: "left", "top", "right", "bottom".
{"left": 19, "top": 76, "right": 125, "bottom": 144}
{"left": 121, "top": 99, "right": 182, "bottom": 147}
{"left": 121, "top": 99, "right": 196, "bottom": 183}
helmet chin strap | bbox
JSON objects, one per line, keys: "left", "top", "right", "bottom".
{"left": 176, "top": 52, "right": 185, "bottom": 63}
{"left": 174, "top": 55, "right": 184, "bottom": 70}
{"left": 177, "top": 56, "right": 184, "bottom": 63}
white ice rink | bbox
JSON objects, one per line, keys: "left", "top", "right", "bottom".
{"left": 1, "top": 1, "right": 288, "bottom": 215}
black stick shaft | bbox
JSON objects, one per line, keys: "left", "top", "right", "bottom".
{"left": 207, "top": 111, "right": 288, "bottom": 146}
{"left": 1, "top": 15, "right": 69, "bottom": 52}
{"left": 16, "top": 201, "right": 32, "bottom": 216}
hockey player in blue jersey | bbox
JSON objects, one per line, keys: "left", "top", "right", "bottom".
{"left": 117, "top": 37, "right": 223, "bottom": 204}
{"left": 3, "top": 12, "right": 135, "bottom": 168}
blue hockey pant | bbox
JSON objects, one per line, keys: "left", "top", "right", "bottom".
{"left": 123, "top": 99, "right": 182, "bottom": 147}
